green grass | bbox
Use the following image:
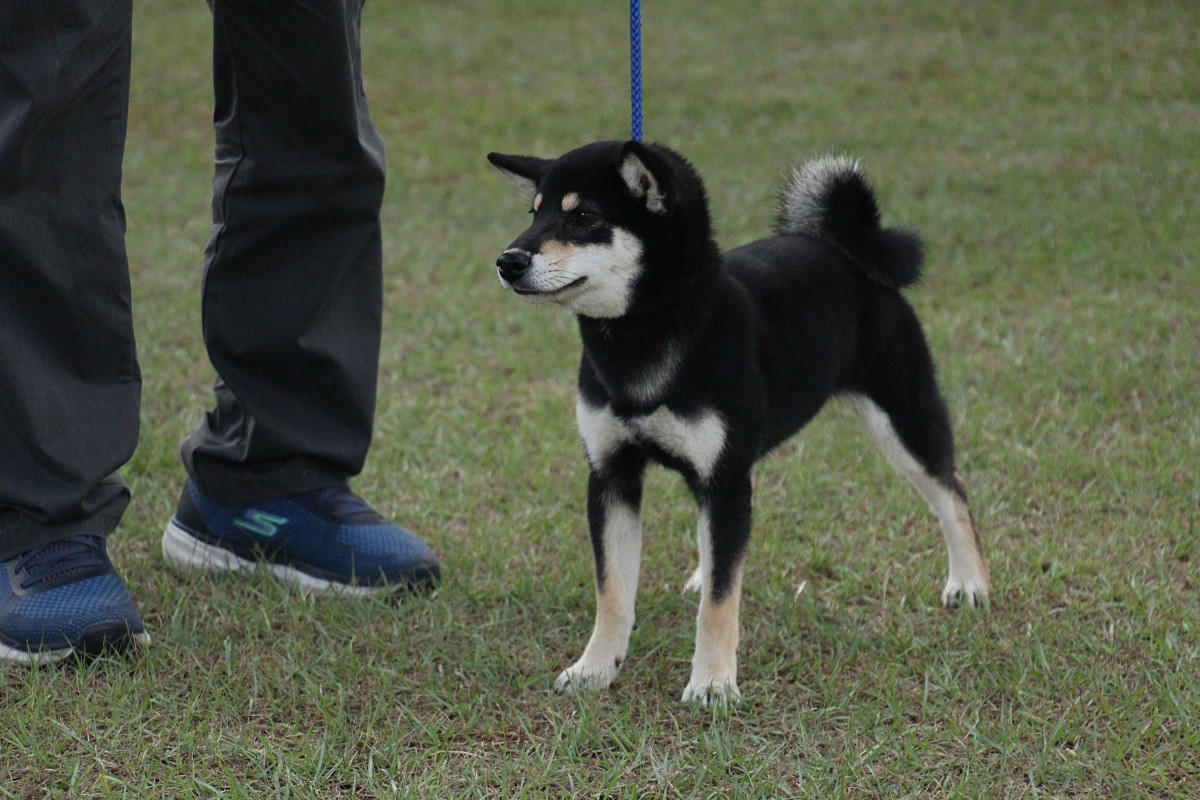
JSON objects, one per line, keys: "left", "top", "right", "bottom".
{"left": 3, "top": 0, "right": 1198, "bottom": 796}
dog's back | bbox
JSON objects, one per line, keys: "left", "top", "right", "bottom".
{"left": 717, "top": 157, "right": 932, "bottom": 456}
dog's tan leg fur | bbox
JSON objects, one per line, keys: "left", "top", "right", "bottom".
{"left": 943, "top": 485, "right": 990, "bottom": 607}
{"left": 682, "top": 507, "right": 743, "bottom": 704}
{"left": 683, "top": 567, "right": 743, "bottom": 705}
{"left": 555, "top": 500, "right": 642, "bottom": 693}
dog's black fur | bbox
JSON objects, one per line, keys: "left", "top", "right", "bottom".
{"left": 489, "top": 140, "right": 988, "bottom": 704}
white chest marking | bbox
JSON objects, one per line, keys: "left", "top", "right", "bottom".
{"left": 623, "top": 342, "right": 681, "bottom": 406}
{"left": 577, "top": 399, "right": 726, "bottom": 482}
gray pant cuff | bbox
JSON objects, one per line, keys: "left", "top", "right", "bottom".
{"left": 0, "top": 509, "right": 123, "bottom": 562}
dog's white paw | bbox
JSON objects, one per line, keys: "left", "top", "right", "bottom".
{"left": 554, "top": 659, "right": 622, "bottom": 695}
{"left": 681, "top": 675, "right": 741, "bottom": 707}
{"left": 941, "top": 574, "right": 989, "bottom": 609}
{"left": 683, "top": 565, "right": 703, "bottom": 594}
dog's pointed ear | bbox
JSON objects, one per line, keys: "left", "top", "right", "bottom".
{"left": 487, "top": 152, "right": 549, "bottom": 200}
{"left": 618, "top": 140, "right": 669, "bottom": 214}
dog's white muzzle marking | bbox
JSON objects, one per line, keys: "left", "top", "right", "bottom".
{"left": 510, "top": 228, "right": 644, "bottom": 319}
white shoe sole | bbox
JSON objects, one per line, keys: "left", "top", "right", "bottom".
{"left": 161, "top": 519, "right": 385, "bottom": 598}
{"left": 0, "top": 631, "right": 151, "bottom": 666}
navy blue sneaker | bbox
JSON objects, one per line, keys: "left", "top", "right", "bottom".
{"left": 1, "top": 536, "right": 150, "bottom": 664}
{"left": 162, "top": 480, "right": 441, "bottom": 595}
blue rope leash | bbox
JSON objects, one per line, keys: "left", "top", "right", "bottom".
{"left": 629, "top": 0, "right": 643, "bottom": 141}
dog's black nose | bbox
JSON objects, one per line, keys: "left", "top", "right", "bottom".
{"left": 496, "top": 250, "right": 531, "bottom": 283}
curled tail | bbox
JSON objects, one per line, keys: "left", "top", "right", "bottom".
{"left": 776, "top": 156, "right": 923, "bottom": 288}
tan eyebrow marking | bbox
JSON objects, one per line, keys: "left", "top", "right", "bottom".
{"left": 561, "top": 192, "right": 581, "bottom": 213}
{"left": 533, "top": 192, "right": 543, "bottom": 212}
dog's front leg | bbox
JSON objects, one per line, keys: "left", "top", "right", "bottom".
{"left": 682, "top": 474, "right": 751, "bottom": 705}
{"left": 555, "top": 449, "right": 646, "bottom": 694}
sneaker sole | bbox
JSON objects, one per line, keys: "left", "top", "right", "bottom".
{"left": 162, "top": 519, "right": 400, "bottom": 598}
{"left": 0, "top": 629, "right": 151, "bottom": 666}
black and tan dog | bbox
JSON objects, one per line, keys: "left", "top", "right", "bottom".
{"left": 488, "top": 141, "right": 989, "bottom": 704}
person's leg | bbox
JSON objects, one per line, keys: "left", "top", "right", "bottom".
{"left": 181, "top": 0, "right": 386, "bottom": 504}
{"left": 167, "top": 0, "right": 439, "bottom": 592}
{"left": 0, "top": 0, "right": 147, "bottom": 662}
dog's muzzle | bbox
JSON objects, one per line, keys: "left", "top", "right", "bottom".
{"left": 496, "top": 250, "right": 532, "bottom": 284}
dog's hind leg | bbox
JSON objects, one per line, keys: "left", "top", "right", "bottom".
{"left": 555, "top": 446, "right": 647, "bottom": 694}
{"left": 847, "top": 392, "right": 990, "bottom": 608}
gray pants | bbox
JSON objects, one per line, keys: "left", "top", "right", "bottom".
{"left": 0, "top": 0, "right": 386, "bottom": 560}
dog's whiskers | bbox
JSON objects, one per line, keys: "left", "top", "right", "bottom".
{"left": 540, "top": 274, "right": 579, "bottom": 290}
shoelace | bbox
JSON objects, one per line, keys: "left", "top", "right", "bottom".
{"left": 14, "top": 536, "right": 109, "bottom": 591}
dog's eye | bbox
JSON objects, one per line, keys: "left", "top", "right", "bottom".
{"left": 571, "top": 208, "right": 600, "bottom": 224}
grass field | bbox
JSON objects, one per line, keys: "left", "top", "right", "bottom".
{"left": 3, "top": 1, "right": 1198, "bottom": 797}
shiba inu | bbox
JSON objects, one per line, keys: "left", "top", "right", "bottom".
{"left": 488, "top": 140, "right": 989, "bottom": 704}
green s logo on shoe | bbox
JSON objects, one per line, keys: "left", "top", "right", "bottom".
{"left": 234, "top": 510, "right": 289, "bottom": 537}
